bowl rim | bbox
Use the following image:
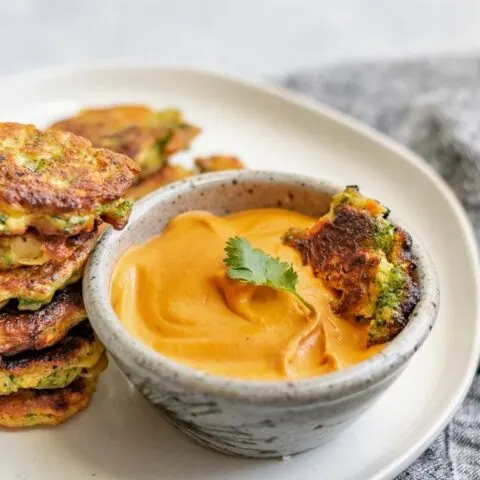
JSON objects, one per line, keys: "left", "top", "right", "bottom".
{"left": 84, "top": 170, "right": 440, "bottom": 405}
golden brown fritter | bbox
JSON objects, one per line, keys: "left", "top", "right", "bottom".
{"left": 0, "top": 283, "right": 86, "bottom": 357}
{"left": 194, "top": 155, "right": 245, "bottom": 172}
{"left": 51, "top": 106, "right": 200, "bottom": 180}
{"left": 284, "top": 186, "right": 419, "bottom": 346}
{"left": 0, "top": 354, "right": 106, "bottom": 428}
{"left": 0, "top": 122, "right": 138, "bottom": 236}
{"left": 126, "top": 164, "right": 194, "bottom": 201}
{"left": 0, "top": 230, "right": 84, "bottom": 270}
{"left": 0, "top": 228, "right": 97, "bottom": 311}
{"left": 126, "top": 157, "right": 245, "bottom": 201}
{"left": 0, "top": 321, "right": 105, "bottom": 395}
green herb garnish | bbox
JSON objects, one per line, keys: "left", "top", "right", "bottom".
{"left": 223, "top": 236, "right": 314, "bottom": 313}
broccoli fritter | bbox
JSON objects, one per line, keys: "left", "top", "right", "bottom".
{"left": 0, "top": 354, "right": 106, "bottom": 428}
{"left": 51, "top": 105, "right": 200, "bottom": 180}
{"left": 0, "top": 321, "right": 104, "bottom": 395}
{"left": 0, "top": 228, "right": 97, "bottom": 311}
{"left": 0, "top": 283, "right": 86, "bottom": 356}
{"left": 0, "top": 122, "right": 138, "bottom": 236}
{"left": 126, "top": 164, "right": 194, "bottom": 201}
{"left": 194, "top": 155, "right": 245, "bottom": 173}
{"left": 284, "top": 186, "right": 419, "bottom": 346}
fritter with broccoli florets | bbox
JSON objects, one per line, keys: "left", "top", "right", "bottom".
{"left": 0, "top": 123, "right": 138, "bottom": 236}
{"left": 0, "top": 321, "right": 104, "bottom": 395}
{"left": 284, "top": 186, "right": 419, "bottom": 346}
{"left": 0, "top": 353, "right": 106, "bottom": 428}
{"left": 0, "top": 228, "right": 98, "bottom": 311}
{"left": 51, "top": 105, "right": 199, "bottom": 180}
{"left": 0, "top": 283, "right": 86, "bottom": 357}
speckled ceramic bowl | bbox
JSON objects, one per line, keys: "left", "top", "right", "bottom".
{"left": 84, "top": 170, "right": 439, "bottom": 459}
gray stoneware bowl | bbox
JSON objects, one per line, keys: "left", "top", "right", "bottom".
{"left": 83, "top": 170, "right": 439, "bottom": 458}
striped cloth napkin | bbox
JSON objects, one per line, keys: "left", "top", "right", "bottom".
{"left": 281, "top": 57, "right": 480, "bottom": 479}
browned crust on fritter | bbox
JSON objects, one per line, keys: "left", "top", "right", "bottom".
{"left": 50, "top": 105, "right": 165, "bottom": 154}
{"left": 126, "top": 164, "right": 194, "bottom": 201}
{"left": 0, "top": 377, "right": 92, "bottom": 428}
{"left": 0, "top": 283, "right": 86, "bottom": 356}
{"left": 289, "top": 206, "right": 381, "bottom": 318}
{"left": 285, "top": 190, "right": 420, "bottom": 345}
{"left": 166, "top": 124, "right": 200, "bottom": 155}
{"left": 0, "top": 321, "right": 96, "bottom": 375}
{"left": 91, "top": 122, "right": 199, "bottom": 164}
{"left": 0, "top": 228, "right": 98, "bottom": 310}
{"left": 390, "top": 227, "right": 416, "bottom": 273}
{"left": 0, "top": 355, "right": 106, "bottom": 428}
{"left": 105, "top": 126, "right": 160, "bottom": 161}
{"left": 0, "top": 123, "right": 138, "bottom": 214}
{"left": 383, "top": 227, "right": 421, "bottom": 336}
{"left": 51, "top": 106, "right": 200, "bottom": 176}
{"left": 194, "top": 155, "right": 245, "bottom": 172}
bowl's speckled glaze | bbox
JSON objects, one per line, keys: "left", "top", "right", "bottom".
{"left": 83, "top": 171, "right": 439, "bottom": 458}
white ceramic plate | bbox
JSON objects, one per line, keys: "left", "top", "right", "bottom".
{"left": 0, "top": 64, "right": 478, "bottom": 480}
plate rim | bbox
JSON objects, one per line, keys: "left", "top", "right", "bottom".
{"left": 0, "top": 62, "right": 478, "bottom": 480}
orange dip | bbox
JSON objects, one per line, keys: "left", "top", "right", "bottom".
{"left": 111, "top": 209, "right": 382, "bottom": 380}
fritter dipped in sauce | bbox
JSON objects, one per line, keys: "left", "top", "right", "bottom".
{"left": 112, "top": 187, "right": 419, "bottom": 380}
{"left": 111, "top": 188, "right": 418, "bottom": 380}
{"left": 284, "top": 186, "right": 419, "bottom": 346}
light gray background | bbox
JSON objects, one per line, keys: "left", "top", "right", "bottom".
{"left": 2, "top": 0, "right": 480, "bottom": 79}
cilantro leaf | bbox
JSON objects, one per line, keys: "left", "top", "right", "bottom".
{"left": 223, "top": 236, "right": 314, "bottom": 313}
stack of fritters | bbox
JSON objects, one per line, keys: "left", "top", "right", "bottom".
{"left": 51, "top": 105, "right": 245, "bottom": 200}
{"left": 0, "top": 123, "right": 138, "bottom": 427}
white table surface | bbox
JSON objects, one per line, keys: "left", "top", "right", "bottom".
{"left": 2, "top": 0, "right": 480, "bottom": 79}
